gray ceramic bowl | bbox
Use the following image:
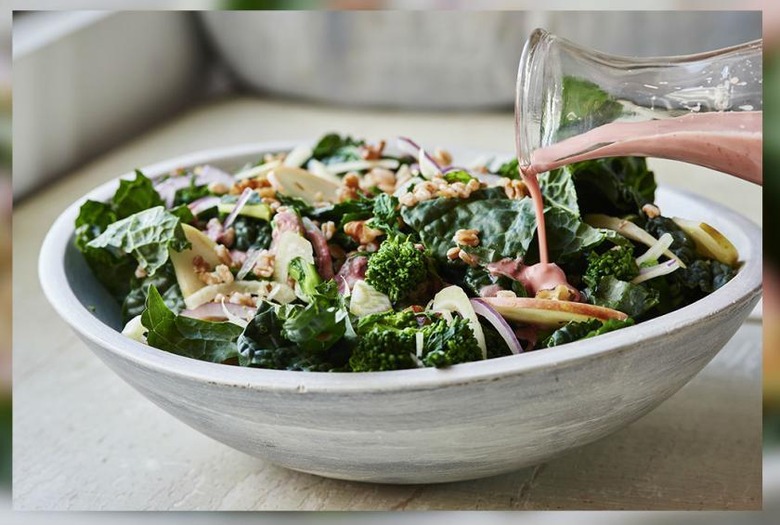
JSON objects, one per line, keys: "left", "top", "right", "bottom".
{"left": 39, "top": 143, "right": 762, "bottom": 484}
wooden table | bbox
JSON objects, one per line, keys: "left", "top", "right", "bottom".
{"left": 13, "top": 98, "right": 763, "bottom": 510}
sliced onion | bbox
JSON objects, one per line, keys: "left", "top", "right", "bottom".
{"left": 396, "top": 136, "right": 422, "bottom": 158}
{"left": 181, "top": 302, "right": 257, "bottom": 322}
{"left": 415, "top": 331, "right": 425, "bottom": 359}
{"left": 585, "top": 214, "right": 686, "bottom": 269}
{"left": 418, "top": 148, "right": 441, "bottom": 178}
{"left": 236, "top": 248, "right": 263, "bottom": 281}
{"left": 636, "top": 233, "right": 674, "bottom": 267}
{"left": 188, "top": 196, "right": 221, "bottom": 216}
{"left": 155, "top": 165, "right": 235, "bottom": 208}
{"left": 631, "top": 259, "right": 680, "bottom": 284}
{"left": 223, "top": 187, "right": 254, "bottom": 230}
{"left": 470, "top": 299, "right": 524, "bottom": 355}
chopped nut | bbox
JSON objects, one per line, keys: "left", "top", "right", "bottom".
{"left": 359, "top": 241, "right": 380, "bottom": 253}
{"left": 193, "top": 256, "right": 212, "bottom": 274}
{"left": 454, "top": 228, "right": 480, "bottom": 247}
{"left": 446, "top": 247, "right": 462, "bottom": 260}
{"left": 344, "top": 220, "right": 384, "bottom": 245}
{"left": 197, "top": 263, "right": 235, "bottom": 286}
{"left": 399, "top": 192, "right": 418, "bottom": 207}
{"left": 642, "top": 203, "right": 661, "bottom": 218}
{"left": 433, "top": 148, "right": 453, "bottom": 167}
{"left": 252, "top": 250, "right": 275, "bottom": 279}
{"left": 214, "top": 244, "right": 234, "bottom": 267}
{"left": 207, "top": 181, "right": 230, "bottom": 195}
{"left": 229, "top": 291, "right": 256, "bottom": 307}
{"left": 458, "top": 250, "right": 479, "bottom": 267}
{"left": 257, "top": 186, "right": 277, "bottom": 199}
{"left": 232, "top": 177, "right": 271, "bottom": 195}
{"left": 495, "top": 290, "right": 517, "bottom": 299}
{"left": 321, "top": 221, "right": 336, "bottom": 241}
{"left": 361, "top": 140, "right": 386, "bottom": 160}
{"left": 134, "top": 266, "right": 148, "bottom": 279}
{"left": 362, "top": 167, "right": 397, "bottom": 194}
{"left": 503, "top": 179, "right": 528, "bottom": 200}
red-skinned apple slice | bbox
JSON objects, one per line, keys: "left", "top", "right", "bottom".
{"left": 481, "top": 297, "right": 628, "bottom": 329}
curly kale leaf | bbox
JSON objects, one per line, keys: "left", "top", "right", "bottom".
{"left": 312, "top": 133, "right": 364, "bottom": 165}
{"left": 142, "top": 286, "right": 242, "bottom": 363}
{"left": 232, "top": 216, "right": 273, "bottom": 252}
{"left": 113, "top": 170, "right": 165, "bottom": 219}
{"left": 542, "top": 318, "right": 636, "bottom": 348}
{"left": 122, "top": 261, "right": 184, "bottom": 324}
{"left": 585, "top": 275, "right": 659, "bottom": 319}
{"left": 87, "top": 206, "right": 190, "bottom": 277}
{"left": 568, "top": 157, "right": 656, "bottom": 216}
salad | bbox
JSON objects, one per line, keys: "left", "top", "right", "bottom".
{"left": 74, "top": 133, "right": 740, "bottom": 372}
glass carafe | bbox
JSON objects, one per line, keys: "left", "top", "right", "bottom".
{"left": 515, "top": 28, "right": 763, "bottom": 184}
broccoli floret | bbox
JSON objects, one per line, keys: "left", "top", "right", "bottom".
{"left": 356, "top": 309, "right": 420, "bottom": 333}
{"left": 365, "top": 234, "right": 429, "bottom": 303}
{"left": 421, "top": 317, "right": 482, "bottom": 368}
{"left": 349, "top": 327, "right": 419, "bottom": 372}
{"left": 583, "top": 245, "right": 639, "bottom": 288}
{"left": 288, "top": 257, "right": 322, "bottom": 300}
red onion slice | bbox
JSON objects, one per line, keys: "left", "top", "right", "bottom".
{"left": 222, "top": 187, "right": 254, "bottom": 230}
{"left": 155, "top": 165, "right": 235, "bottom": 208}
{"left": 188, "top": 196, "right": 221, "bottom": 216}
{"left": 397, "top": 136, "right": 422, "bottom": 158}
{"left": 236, "top": 249, "right": 263, "bottom": 281}
{"left": 470, "top": 298, "right": 523, "bottom": 355}
{"left": 181, "top": 301, "right": 257, "bottom": 322}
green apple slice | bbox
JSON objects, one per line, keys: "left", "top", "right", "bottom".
{"left": 672, "top": 217, "right": 739, "bottom": 267}
{"left": 169, "top": 224, "right": 222, "bottom": 298}
{"left": 482, "top": 297, "right": 627, "bottom": 329}
{"left": 268, "top": 166, "right": 340, "bottom": 204}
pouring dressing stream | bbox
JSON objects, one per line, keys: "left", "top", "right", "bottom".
{"left": 511, "top": 30, "right": 762, "bottom": 295}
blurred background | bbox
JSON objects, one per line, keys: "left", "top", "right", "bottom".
{"left": 5, "top": 0, "right": 775, "bottom": 520}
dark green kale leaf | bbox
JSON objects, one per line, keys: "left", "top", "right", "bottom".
{"left": 142, "top": 286, "right": 242, "bottom": 363}
{"left": 495, "top": 158, "right": 519, "bottom": 179}
{"left": 113, "top": 170, "right": 165, "bottom": 219}
{"left": 567, "top": 157, "right": 657, "bottom": 216}
{"left": 87, "top": 206, "right": 190, "bottom": 277}
{"left": 367, "top": 193, "right": 403, "bottom": 234}
{"left": 542, "top": 317, "right": 636, "bottom": 348}
{"left": 172, "top": 176, "right": 211, "bottom": 207}
{"left": 585, "top": 276, "right": 659, "bottom": 319}
{"left": 481, "top": 320, "right": 514, "bottom": 359}
{"left": 232, "top": 216, "right": 273, "bottom": 252}
{"left": 312, "top": 133, "right": 364, "bottom": 165}
{"left": 307, "top": 196, "right": 374, "bottom": 226}
{"left": 276, "top": 281, "right": 352, "bottom": 354}
{"left": 75, "top": 200, "right": 117, "bottom": 251}
{"left": 122, "top": 261, "right": 184, "bottom": 324}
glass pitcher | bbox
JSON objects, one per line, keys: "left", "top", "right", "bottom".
{"left": 515, "top": 28, "right": 763, "bottom": 184}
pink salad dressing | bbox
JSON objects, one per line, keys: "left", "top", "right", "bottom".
{"left": 513, "top": 110, "right": 761, "bottom": 297}
{"left": 529, "top": 111, "right": 762, "bottom": 184}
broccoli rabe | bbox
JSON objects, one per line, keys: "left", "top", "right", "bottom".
{"left": 583, "top": 245, "right": 639, "bottom": 288}
{"left": 349, "top": 327, "right": 419, "bottom": 372}
{"left": 365, "top": 234, "right": 429, "bottom": 304}
{"left": 420, "top": 316, "right": 482, "bottom": 368}
{"left": 349, "top": 310, "right": 482, "bottom": 371}
{"left": 288, "top": 256, "right": 322, "bottom": 301}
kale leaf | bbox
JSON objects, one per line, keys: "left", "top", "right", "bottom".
{"left": 568, "top": 157, "right": 656, "bottom": 216}
{"left": 122, "top": 261, "right": 184, "bottom": 324}
{"left": 87, "top": 206, "right": 190, "bottom": 277}
{"left": 542, "top": 317, "right": 636, "bottom": 348}
{"left": 232, "top": 216, "right": 273, "bottom": 252}
{"left": 142, "top": 286, "right": 242, "bottom": 363}
{"left": 585, "top": 275, "right": 659, "bottom": 319}
{"left": 312, "top": 133, "right": 364, "bottom": 164}
{"left": 113, "top": 170, "right": 165, "bottom": 219}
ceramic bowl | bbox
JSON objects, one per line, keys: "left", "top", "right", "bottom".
{"left": 39, "top": 143, "right": 762, "bottom": 484}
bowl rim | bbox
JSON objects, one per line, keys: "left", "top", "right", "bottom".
{"left": 39, "top": 141, "right": 763, "bottom": 394}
